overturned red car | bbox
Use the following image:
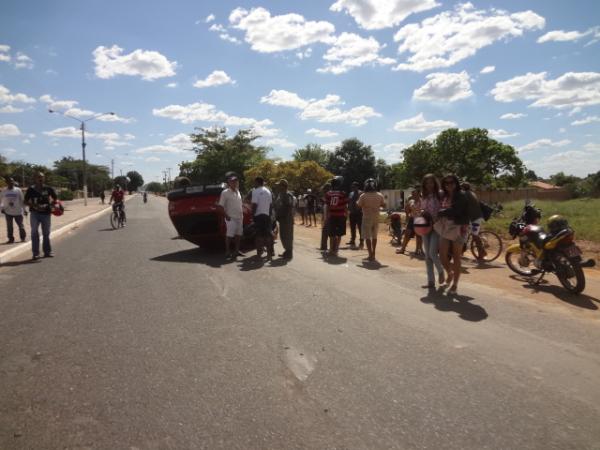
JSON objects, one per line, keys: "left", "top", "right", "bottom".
{"left": 167, "top": 184, "right": 276, "bottom": 249}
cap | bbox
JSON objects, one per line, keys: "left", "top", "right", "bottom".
{"left": 277, "top": 178, "right": 288, "bottom": 186}
{"left": 227, "top": 175, "right": 238, "bottom": 182}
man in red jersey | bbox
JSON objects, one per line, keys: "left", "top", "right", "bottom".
{"left": 324, "top": 176, "right": 348, "bottom": 257}
{"left": 109, "top": 184, "right": 126, "bottom": 225}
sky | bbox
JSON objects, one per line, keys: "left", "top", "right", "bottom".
{"left": 1, "top": 0, "right": 599, "bottom": 185}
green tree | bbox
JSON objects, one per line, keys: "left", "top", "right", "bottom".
{"left": 375, "top": 159, "right": 394, "bottom": 189}
{"left": 326, "top": 138, "right": 376, "bottom": 191}
{"left": 53, "top": 156, "right": 111, "bottom": 194}
{"left": 145, "top": 181, "right": 165, "bottom": 193}
{"left": 549, "top": 172, "right": 581, "bottom": 187}
{"left": 394, "top": 129, "right": 525, "bottom": 188}
{"left": 292, "top": 144, "right": 329, "bottom": 167}
{"left": 126, "top": 170, "right": 144, "bottom": 193}
{"left": 525, "top": 169, "right": 539, "bottom": 181}
{"left": 183, "top": 127, "right": 269, "bottom": 186}
{"left": 113, "top": 175, "right": 129, "bottom": 190}
{"left": 245, "top": 160, "right": 333, "bottom": 193}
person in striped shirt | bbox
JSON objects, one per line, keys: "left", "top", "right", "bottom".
{"left": 324, "top": 176, "right": 348, "bottom": 257}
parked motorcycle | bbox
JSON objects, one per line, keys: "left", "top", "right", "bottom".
{"left": 505, "top": 202, "right": 595, "bottom": 294}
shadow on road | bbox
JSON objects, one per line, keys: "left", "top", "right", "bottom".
{"left": 512, "top": 278, "right": 599, "bottom": 310}
{"left": 357, "top": 260, "right": 389, "bottom": 270}
{"left": 238, "top": 254, "right": 265, "bottom": 271}
{"left": 420, "top": 288, "right": 488, "bottom": 322}
{"left": 98, "top": 228, "right": 115, "bottom": 232}
{"left": 151, "top": 248, "right": 232, "bottom": 268}
{"left": 0, "top": 258, "right": 40, "bottom": 268}
{"left": 320, "top": 254, "right": 348, "bottom": 265}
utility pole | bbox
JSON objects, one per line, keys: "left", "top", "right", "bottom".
{"left": 21, "top": 166, "right": 25, "bottom": 187}
{"left": 167, "top": 167, "right": 172, "bottom": 188}
{"left": 111, "top": 159, "right": 114, "bottom": 180}
{"left": 49, "top": 109, "right": 115, "bottom": 206}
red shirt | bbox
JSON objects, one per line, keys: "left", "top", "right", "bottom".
{"left": 325, "top": 191, "right": 348, "bottom": 217}
{"left": 111, "top": 190, "right": 124, "bottom": 203}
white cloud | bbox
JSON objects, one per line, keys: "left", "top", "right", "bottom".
{"left": 306, "top": 128, "right": 338, "bottom": 138}
{"left": 93, "top": 45, "right": 177, "bottom": 81}
{"left": 480, "top": 65, "right": 495, "bottom": 74}
{"left": 584, "top": 142, "right": 600, "bottom": 152}
{"left": 519, "top": 138, "right": 571, "bottom": 153}
{"left": 13, "top": 52, "right": 34, "bottom": 69}
{"left": 330, "top": 0, "right": 440, "bottom": 30}
{"left": 166, "top": 82, "right": 178, "bottom": 88}
{"left": 193, "top": 70, "right": 235, "bottom": 88}
{"left": 145, "top": 156, "right": 161, "bottom": 162}
{"left": 500, "top": 112, "right": 527, "bottom": 119}
{"left": 164, "top": 133, "right": 193, "bottom": 149}
{"left": 488, "top": 129, "right": 518, "bottom": 139}
{"left": 491, "top": 71, "right": 600, "bottom": 109}
{"left": 393, "top": 3, "right": 545, "bottom": 72}
{"left": 135, "top": 145, "right": 189, "bottom": 155}
{"left": 318, "top": 32, "right": 395, "bottom": 74}
{"left": 413, "top": 71, "right": 472, "bottom": 102}
{"left": 375, "top": 142, "right": 407, "bottom": 163}
{"left": 43, "top": 127, "right": 134, "bottom": 148}
{"left": 229, "top": 7, "right": 335, "bottom": 53}
{"left": 322, "top": 141, "right": 341, "bottom": 151}
{"left": 571, "top": 115, "right": 600, "bottom": 126}
{"left": 152, "top": 101, "right": 274, "bottom": 133}
{"left": 0, "top": 85, "right": 36, "bottom": 110}
{"left": 0, "top": 123, "right": 21, "bottom": 137}
{"left": 537, "top": 27, "right": 600, "bottom": 44}
{"left": 209, "top": 23, "right": 241, "bottom": 44}
{"left": 296, "top": 48, "right": 313, "bottom": 60}
{"left": 264, "top": 137, "right": 296, "bottom": 148}
{"left": 261, "top": 89, "right": 380, "bottom": 126}
{"left": 40, "top": 94, "right": 134, "bottom": 123}
{"left": 393, "top": 113, "right": 456, "bottom": 132}
{"left": 0, "top": 44, "right": 10, "bottom": 62}
{"left": 1, "top": 148, "right": 17, "bottom": 154}
{"left": 205, "top": 14, "right": 215, "bottom": 23}
{"left": 527, "top": 148, "right": 600, "bottom": 178}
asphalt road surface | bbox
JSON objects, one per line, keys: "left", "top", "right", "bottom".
{"left": 1, "top": 196, "right": 599, "bottom": 450}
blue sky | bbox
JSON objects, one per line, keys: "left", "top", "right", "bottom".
{"left": 1, "top": 0, "right": 599, "bottom": 184}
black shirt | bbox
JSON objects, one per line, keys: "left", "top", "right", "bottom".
{"left": 25, "top": 185, "right": 57, "bottom": 214}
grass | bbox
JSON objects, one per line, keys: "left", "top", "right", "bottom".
{"left": 485, "top": 198, "right": 600, "bottom": 243}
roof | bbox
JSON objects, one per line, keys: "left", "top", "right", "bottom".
{"left": 529, "top": 181, "right": 561, "bottom": 190}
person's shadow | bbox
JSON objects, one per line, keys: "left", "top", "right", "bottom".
{"left": 420, "top": 288, "right": 488, "bottom": 322}
{"left": 238, "top": 254, "right": 265, "bottom": 271}
{"left": 357, "top": 260, "right": 389, "bottom": 270}
{"left": 509, "top": 275, "right": 599, "bottom": 310}
{"left": 320, "top": 253, "right": 348, "bottom": 265}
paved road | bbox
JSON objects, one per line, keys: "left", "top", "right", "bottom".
{"left": 1, "top": 196, "right": 599, "bottom": 450}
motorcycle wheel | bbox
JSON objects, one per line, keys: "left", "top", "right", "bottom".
{"left": 554, "top": 251, "right": 586, "bottom": 294}
{"left": 505, "top": 248, "right": 536, "bottom": 276}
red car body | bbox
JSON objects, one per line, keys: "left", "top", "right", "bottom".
{"left": 167, "top": 185, "right": 253, "bottom": 247}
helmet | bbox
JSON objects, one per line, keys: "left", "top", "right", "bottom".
{"left": 547, "top": 214, "right": 568, "bottom": 234}
{"left": 51, "top": 200, "right": 64, "bottom": 217}
{"left": 331, "top": 176, "right": 344, "bottom": 189}
{"left": 413, "top": 216, "right": 432, "bottom": 236}
{"left": 115, "top": 184, "right": 121, "bottom": 189}
{"left": 364, "top": 178, "right": 377, "bottom": 192}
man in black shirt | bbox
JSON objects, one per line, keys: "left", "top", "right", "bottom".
{"left": 24, "top": 172, "right": 57, "bottom": 259}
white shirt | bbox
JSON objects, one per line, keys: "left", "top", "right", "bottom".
{"left": 218, "top": 188, "right": 243, "bottom": 219}
{"left": 251, "top": 186, "right": 272, "bottom": 216}
{"left": 0, "top": 186, "right": 25, "bottom": 216}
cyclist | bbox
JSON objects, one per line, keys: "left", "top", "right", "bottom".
{"left": 109, "top": 184, "right": 126, "bottom": 226}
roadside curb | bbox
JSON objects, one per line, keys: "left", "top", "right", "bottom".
{"left": 0, "top": 196, "right": 134, "bottom": 265}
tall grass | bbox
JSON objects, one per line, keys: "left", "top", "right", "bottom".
{"left": 485, "top": 198, "right": 600, "bottom": 242}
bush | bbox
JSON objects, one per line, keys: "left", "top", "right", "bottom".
{"left": 58, "top": 190, "right": 74, "bottom": 201}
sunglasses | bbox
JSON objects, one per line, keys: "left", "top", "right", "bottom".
{"left": 443, "top": 180, "right": 455, "bottom": 185}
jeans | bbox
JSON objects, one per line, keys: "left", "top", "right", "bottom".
{"left": 5, "top": 214, "right": 26, "bottom": 241}
{"left": 321, "top": 221, "right": 329, "bottom": 250}
{"left": 30, "top": 212, "right": 52, "bottom": 256}
{"left": 422, "top": 230, "right": 443, "bottom": 284}
{"left": 349, "top": 212, "right": 363, "bottom": 244}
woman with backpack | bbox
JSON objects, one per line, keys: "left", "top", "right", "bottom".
{"left": 435, "top": 174, "right": 469, "bottom": 295}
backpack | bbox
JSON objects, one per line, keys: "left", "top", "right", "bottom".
{"left": 480, "top": 201, "right": 494, "bottom": 221}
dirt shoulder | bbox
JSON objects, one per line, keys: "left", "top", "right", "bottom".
{"left": 293, "top": 219, "right": 600, "bottom": 318}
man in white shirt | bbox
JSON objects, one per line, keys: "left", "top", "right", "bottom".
{"left": 217, "top": 175, "right": 244, "bottom": 259}
{"left": 0, "top": 177, "right": 27, "bottom": 243}
{"left": 251, "top": 176, "right": 274, "bottom": 259}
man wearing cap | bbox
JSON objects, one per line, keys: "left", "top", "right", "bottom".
{"left": 1, "top": 176, "right": 27, "bottom": 244}
{"left": 24, "top": 172, "right": 57, "bottom": 260}
{"left": 274, "top": 179, "right": 294, "bottom": 259}
{"left": 217, "top": 174, "right": 244, "bottom": 259}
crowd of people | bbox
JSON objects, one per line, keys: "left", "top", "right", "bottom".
{"left": 216, "top": 171, "right": 490, "bottom": 295}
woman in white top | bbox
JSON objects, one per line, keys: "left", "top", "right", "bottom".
{"left": 419, "top": 174, "right": 445, "bottom": 288}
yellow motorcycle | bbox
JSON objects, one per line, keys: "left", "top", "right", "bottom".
{"left": 505, "top": 207, "right": 595, "bottom": 294}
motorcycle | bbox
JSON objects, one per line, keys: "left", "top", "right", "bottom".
{"left": 505, "top": 202, "right": 595, "bottom": 294}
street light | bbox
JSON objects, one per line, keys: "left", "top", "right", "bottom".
{"left": 49, "top": 109, "right": 115, "bottom": 206}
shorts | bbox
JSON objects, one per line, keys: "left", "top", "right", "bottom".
{"left": 361, "top": 215, "right": 379, "bottom": 240}
{"left": 434, "top": 217, "right": 467, "bottom": 245}
{"left": 225, "top": 217, "right": 243, "bottom": 237}
{"left": 471, "top": 218, "right": 484, "bottom": 236}
{"left": 253, "top": 214, "right": 272, "bottom": 238}
{"left": 328, "top": 216, "right": 346, "bottom": 237}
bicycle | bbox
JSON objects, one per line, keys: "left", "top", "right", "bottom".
{"left": 465, "top": 227, "right": 503, "bottom": 262}
{"left": 110, "top": 204, "right": 125, "bottom": 229}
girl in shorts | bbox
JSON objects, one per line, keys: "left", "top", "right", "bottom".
{"left": 435, "top": 174, "right": 469, "bottom": 295}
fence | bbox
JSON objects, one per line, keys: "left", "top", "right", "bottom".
{"left": 475, "top": 188, "right": 571, "bottom": 204}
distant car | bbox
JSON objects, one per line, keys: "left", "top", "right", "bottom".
{"left": 167, "top": 184, "right": 276, "bottom": 249}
